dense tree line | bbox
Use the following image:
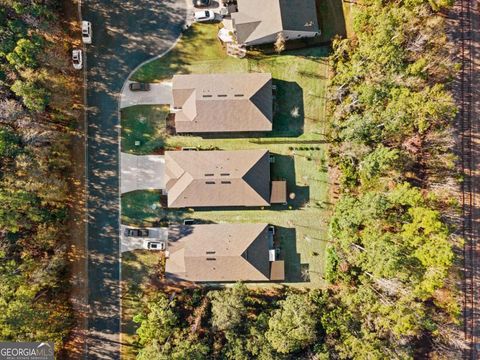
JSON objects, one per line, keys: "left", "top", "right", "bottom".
{"left": 325, "top": 0, "right": 461, "bottom": 357}
{"left": 133, "top": 0, "right": 463, "bottom": 358}
{"left": 133, "top": 284, "right": 327, "bottom": 359}
{"left": 0, "top": 0, "right": 75, "bottom": 351}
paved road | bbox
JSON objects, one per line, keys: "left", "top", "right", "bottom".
{"left": 82, "top": 0, "right": 186, "bottom": 358}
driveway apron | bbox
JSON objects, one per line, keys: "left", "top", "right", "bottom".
{"left": 82, "top": 0, "right": 186, "bottom": 358}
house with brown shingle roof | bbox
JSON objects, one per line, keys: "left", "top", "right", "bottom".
{"left": 165, "top": 149, "right": 287, "bottom": 208}
{"left": 231, "top": 0, "right": 320, "bottom": 46}
{"left": 171, "top": 73, "right": 273, "bottom": 133}
{"left": 165, "top": 223, "right": 285, "bottom": 282}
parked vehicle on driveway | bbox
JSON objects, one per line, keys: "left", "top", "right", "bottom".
{"left": 72, "top": 49, "right": 83, "bottom": 70}
{"left": 82, "top": 21, "right": 92, "bottom": 44}
{"left": 124, "top": 228, "right": 149, "bottom": 237}
{"left": 129, "top": 82, "right": 150, "bottom": 91}
{"left": 146, "top": 241, "right": 165, "bottom": 250}
{"left": 193, "top": 0, "right": 211, "bottom": 7}
{"left": 194, "top": 10, "right": 215, "bottom": 22}
{"left": 268, "top": 225, "right": 275, "bottom": 236}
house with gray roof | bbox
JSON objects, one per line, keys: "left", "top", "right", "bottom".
{"left": 165, "top": 149, "right": 287, "bottom": 208}
{"left": 231, "top": 0, "right": 320, "bottom": 46}
{"left": 171, "top": 73, "right": 273, "bottom": 133}
{"left": 165, "top": 223, "right": 285, "bottom": 282}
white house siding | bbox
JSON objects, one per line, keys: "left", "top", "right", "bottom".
{"left": 244, "top": 30, "right": 320, "bottom": 46}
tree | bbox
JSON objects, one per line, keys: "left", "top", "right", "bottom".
{"left": 266, "top": 294, "right": 319, "bottom": 354}
{"left": 0, "top": 128, "right": 20, "bottom": 157}
{"left": 134, "top": 293, "right": 177, "bottom": 346}
{"left": 6, "top": 38, "right": 40, "bottom": 69}
{"left": 11, "top": 80, "right": 49, "bottom": 112}
{"left": 209, "top": 283, "right": 247, "bottom": 331}
{"left": 274, "top": 32, "right": 286, "bottom": 54}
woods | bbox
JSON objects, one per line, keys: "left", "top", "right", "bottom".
{"left": 0, "top": 0, "right": 77, "bottom": 351}
{"left": 325, "top": 0, "right": 461, "bottom": 357}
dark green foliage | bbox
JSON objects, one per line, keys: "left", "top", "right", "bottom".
{"left": 0, "top": 128, "right": 20, "bottom": 157}
{"left": 266, "top": 294, "right": 320, "bottom": 354}
{"left": 11, "top": 80, "right": 50, "bottom": 112}
{"left": 326, "top": 0, "right": 460, "bottom": 357}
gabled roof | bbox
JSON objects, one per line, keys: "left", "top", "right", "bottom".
{"left": 165, "top": 150, "right": 271, "bottom": 208}
{"left": 232, "top": 0, "right": 319, "bottom": 44}
{"left": 166, "top": 224, "right": 271, "bottom": 282}
{"left": 172, "top": 73, "right": 273, "bottom": 133}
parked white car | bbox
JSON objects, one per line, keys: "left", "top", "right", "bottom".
{"left": 194, "top": 10, "right": 215, "bottom": 22}
{"left": 82, "top": 21, "right": 92, "bottom": 44}
{"left": 72, "top": 49, "right": 83, "bottom": 70}
{"left": 145, "top": 241, "right": 166, "bottom": 251}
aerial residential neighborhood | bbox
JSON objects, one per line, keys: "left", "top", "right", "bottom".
{"left": 0, "top": 0, "right": 478, "bottom": 359}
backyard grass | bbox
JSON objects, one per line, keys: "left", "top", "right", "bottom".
{"left": 121, "top": 105, "right": 169, "bottom": 155}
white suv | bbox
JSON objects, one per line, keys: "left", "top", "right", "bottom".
{"left": 82, "top": 21, "right": 92, "bottom": 44}
{"left": 194, "top": 10, "right": 215, "bottom": 22}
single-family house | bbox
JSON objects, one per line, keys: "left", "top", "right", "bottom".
{"left": 165, "top": 149, "right": 287, "bottom": 208}
{"left": 171, "top": 73, "right": 273, "bottom": 133}
{"left": 231, "top": 0, "right": 320, "bottom": 46}
{"left": 166, "top": 223, "right": 285, "bottom": 282}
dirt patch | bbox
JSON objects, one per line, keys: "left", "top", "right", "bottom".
{"left": 59, "top": 0, "right": 87, "bottom": 358}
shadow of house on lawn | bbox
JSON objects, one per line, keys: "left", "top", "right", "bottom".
{"left": 276, "top": 227, "right": 309, "bottom": 282}
{"left": 271, "top": 153, "right": 309, "bottom": 209}
{"left": 316, "top": 0, "right": 347, "bottom": 42}
{"left": 270, "top": 79, "right": 305, "bottom": 138}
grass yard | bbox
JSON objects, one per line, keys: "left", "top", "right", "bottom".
{"left": 121, "top": 105, "right": 169, "bottom": 155}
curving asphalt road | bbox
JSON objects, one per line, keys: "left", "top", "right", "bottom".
{"left": 82, "top": 0, "right": 186, "bottom": 358}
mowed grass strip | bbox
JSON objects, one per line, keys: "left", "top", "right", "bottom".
{"left": 121, "top": 105, "right": 169, "bottom": 155}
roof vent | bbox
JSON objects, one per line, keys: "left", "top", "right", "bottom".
{"left": 217, "top": 94, "right": 228, "bottom": 97}
{"left": 206, "top": 258, "right": 216, "bottom": 261}
{"left": 221, "top": 181, "right": 231, "bottom": 184}
{"left": 202, "top": 95, "right": 213, "bottom": 98}
{"left": 234, "top": 94, "right": 244, "bottom": 97}
{"left": 206, "top": 181, "right": 215, "bottom": 184}
{"left": 204, "top": 173, "right": 214, "bottom": 176}
{"left": 220, "top": 173, "right": 230, "bottom": 176}
{"left": 206, "top": 251, "right": 216, "bottom": 255}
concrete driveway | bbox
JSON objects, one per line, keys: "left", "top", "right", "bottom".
{"left": 120, "top": 225, "right": 169, "bottom": 253}
{"left": 121, "top": 153, "right": 166, "bottom": 194}
{"left": 120, "top": 81, "right": 173, "bottom": 108}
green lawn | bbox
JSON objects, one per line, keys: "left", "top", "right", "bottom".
{"left": 121, "top": 105, "right": 169, "bottom": 155}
